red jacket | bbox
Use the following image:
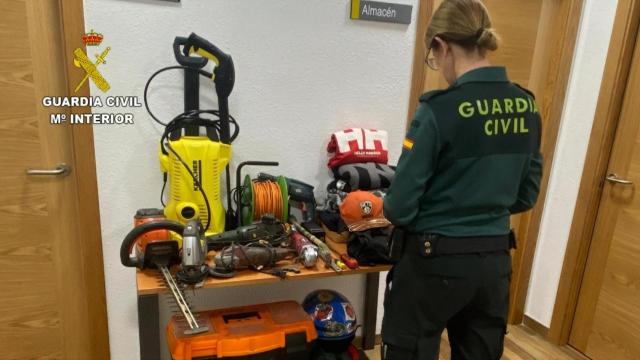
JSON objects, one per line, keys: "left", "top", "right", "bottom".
{"left": 327, "top": 128, "right": 388, "bottom": 169}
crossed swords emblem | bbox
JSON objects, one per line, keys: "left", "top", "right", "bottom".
{"left": 73, "top": 46, "right": 111, "bottom": 93}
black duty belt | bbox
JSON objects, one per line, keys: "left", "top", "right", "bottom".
{"left": 406, "top": 232, "right": 514, "bottom": 257}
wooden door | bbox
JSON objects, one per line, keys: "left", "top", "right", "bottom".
{"left": 0, "top": 0, "right": 109, "bottom": 359}
{"left": 568, "top": 22, "right": 640, "bottom": 360}
{"left": 421, "top": 0, "right": 543, "bottom": 92}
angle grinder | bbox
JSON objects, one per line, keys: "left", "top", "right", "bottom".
{"left": 206, "top": 214, "right": 287, "bottom": 249}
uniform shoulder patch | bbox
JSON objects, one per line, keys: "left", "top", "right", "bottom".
{"left": 513, "top": 83, "right": 536, "bottom": 99}
{"left": 419, "top": 89, "right": 449, "bottom": 103}
{"left": 402, "top": 138, "right": 414, "bottom": 151}
{"left": 402, "top": 118, "right": 422, "bottom": 152}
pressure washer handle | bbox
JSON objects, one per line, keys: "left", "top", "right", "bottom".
{"left": 184, "top": 33, "right": 235, "bottom": 143}
{"left": 185, "top": 33, "right": 235, "bottom": 98}
{"left": 173, "top": 36, "right": 208, "bottom": 68}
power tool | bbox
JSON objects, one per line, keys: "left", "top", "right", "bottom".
{"left": 206, "top": 214, "right": 287, "bottom": 249}
{"left": 144, "top": 33, "right": 238, "bottom": 237}
{"left": 176, "top": 220, "right": 210, "bottom": 285}
{"left": 289, "top": 229, "right": 319, "bottom": 268}
{"left": 120, "top": 215, "right": 209, "bottom": 334}
{"left": 291, "top": 219, "right": 342, "bottom": 273}
{"left": 132, "top": 208, "right": 176, "bottom": 255}
{"left": 213, "top": 244, "right": 298, "bottom": 277}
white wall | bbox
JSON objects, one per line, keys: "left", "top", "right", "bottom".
{"left": 84, "top": 1, "right": 417, "bottom": 359}
{"left": 524, "top": 0, "right": 618, "bottom": 326}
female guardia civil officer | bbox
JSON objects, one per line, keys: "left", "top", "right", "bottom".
{"left": 381, "top": 0, "right": 542, "bottom": 359}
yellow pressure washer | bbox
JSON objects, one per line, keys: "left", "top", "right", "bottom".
{"left": 144, "top": 33, "right": 238, "bottom": 236}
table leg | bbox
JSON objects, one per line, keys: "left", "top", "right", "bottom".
{"left": 138, "top": 293, "right": 160, "bottom": 360}
{"left": 363, "top": 272, "right": 380, "bottom": 350}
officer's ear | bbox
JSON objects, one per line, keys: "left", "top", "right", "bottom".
{"left": 432, "top": 36, "right": 449, "bottom": 56}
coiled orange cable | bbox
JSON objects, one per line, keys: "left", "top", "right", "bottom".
{"left": 252, "top": 180, "right": 283, "bottom": 221}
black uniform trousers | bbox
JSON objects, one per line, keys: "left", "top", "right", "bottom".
{"left": 381, "top": 245, "right": 511, "bottom": 360}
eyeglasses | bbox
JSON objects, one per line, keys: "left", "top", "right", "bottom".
{"left": 425, "top": 50, "right": 438, "bottom": 71}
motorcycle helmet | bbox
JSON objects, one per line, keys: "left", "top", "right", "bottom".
{"left": 303, "top": 289, "right": 357, "bottom": 352}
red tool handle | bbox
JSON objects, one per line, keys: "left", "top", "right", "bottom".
{"left": 340, "top": 253, "right": 359, "bottom": 269}
{"left": 290, "top": 231, "right": 312, "bottom": 254}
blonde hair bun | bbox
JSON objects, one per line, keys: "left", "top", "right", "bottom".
{"left": 425, "top": 0, "right": 499, "bottom": 53}
{"left": 477, "top": 28, "right": 498, "bottom": 51}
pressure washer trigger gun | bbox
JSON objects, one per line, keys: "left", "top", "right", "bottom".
{"left": 185, "top": 33, "right": 235, "bottom": 97}
{"left": 173, "top": 36, "right": 208, "bottom": 69}
{"left": 182, "top": 32, "right": 235, "bottom": 144}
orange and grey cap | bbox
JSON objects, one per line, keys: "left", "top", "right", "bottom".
{"left": 339, "top": 191, "right": 391, "bottom": 232}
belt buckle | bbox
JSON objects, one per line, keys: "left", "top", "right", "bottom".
{"left": 422, "top": 234, "right": 437, "bottom": 256}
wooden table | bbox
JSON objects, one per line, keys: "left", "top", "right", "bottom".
{"left": 136, "top": 242, "right": 391, "bottom": 360}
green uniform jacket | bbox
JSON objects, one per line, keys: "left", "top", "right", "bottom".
{"left": 384, "top": 67, "right": 542, "bottom": 236}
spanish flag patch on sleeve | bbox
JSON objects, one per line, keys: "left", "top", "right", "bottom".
{"left": 403, "top": 138, "right": 414, "bottom": 151}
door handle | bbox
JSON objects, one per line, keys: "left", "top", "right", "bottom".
{"left": 605, "top": 173, "right": 633, "bottom": 185}
{"left": 26, "top": 163, "right": 71, "bottom": 177}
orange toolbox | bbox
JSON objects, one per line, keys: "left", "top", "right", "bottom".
{"left": 167, "top": 301, "right": 317, "bottom": 360}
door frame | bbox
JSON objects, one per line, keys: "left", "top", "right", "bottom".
{"left": 407, "top": 0, "right": 585, "bottom": 324}
{"left": 58, "top": 0, "right": 110, "bottom": 355}
{"left": 548, "top": 0, "right": 640, "bottom": 345}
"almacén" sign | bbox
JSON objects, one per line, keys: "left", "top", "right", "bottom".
{"left": 351, "top": 0, "right": 413, "bottom": 25}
